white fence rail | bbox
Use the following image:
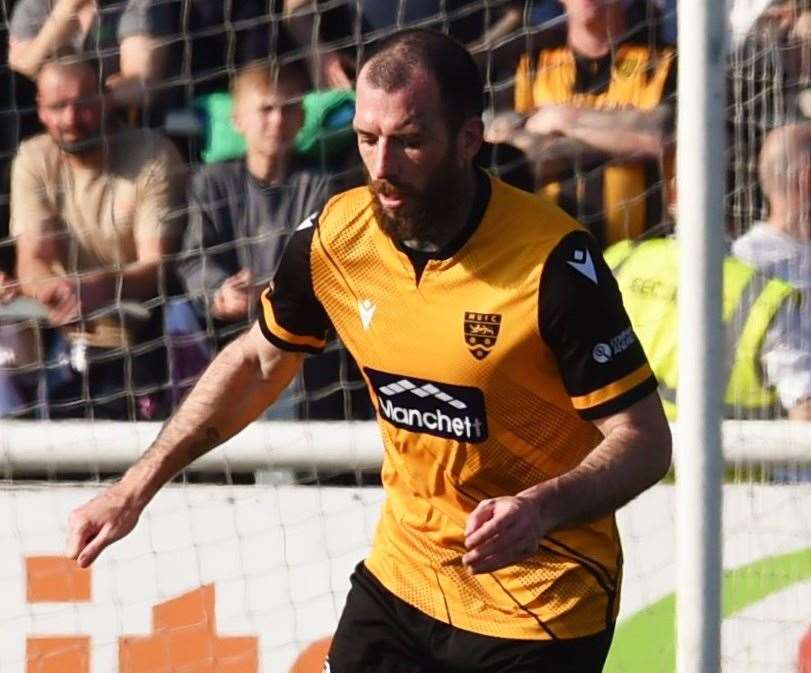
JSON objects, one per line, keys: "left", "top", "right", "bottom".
{"left": 0, "top": 420, "right": 808, "bottom": 472}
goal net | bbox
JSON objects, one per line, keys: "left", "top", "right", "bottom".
{"left": 0, "top": 1, "right": 809, "bottom": 672}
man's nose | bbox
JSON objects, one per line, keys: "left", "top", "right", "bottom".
{"left": 62, "top": 104, "right": 78, "bottom": 126}
{"left": 370, "top": 138, "right": 400, "bottom": 182}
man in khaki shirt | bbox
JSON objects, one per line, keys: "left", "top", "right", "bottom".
{"left": 11, "top": 58, "right": 185, "bottom": 419}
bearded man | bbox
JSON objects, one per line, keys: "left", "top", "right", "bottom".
{"left": 11, "top": 57, "right": 185, "bottom": 419}
{"left": 67, "top": 30, "right": 671, "bottom": 673}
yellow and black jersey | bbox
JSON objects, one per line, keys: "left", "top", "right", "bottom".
{"left": 259, "top": 171, "right": 657, "bottom": 640}
{"left": 514, "top": 38, "right": 676, "bottom": 248}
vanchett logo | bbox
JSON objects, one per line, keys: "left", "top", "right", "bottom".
{"left": 365, "top": 368, "right": 488, "bottom": 443}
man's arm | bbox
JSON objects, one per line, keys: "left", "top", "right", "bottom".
{"left": 8, "top": 0, "right": 92, "bottom": 78}
{"left": 463, "top": 391, "right": 671, "bottom": 573}
{"left": 525, "top": 104, "right": 675, "bottom": 160}
{"left": 67, "top": 322, "right": 304, "bottom": 567}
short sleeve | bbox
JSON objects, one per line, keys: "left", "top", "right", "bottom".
{"left": 10, "top": 144, "right": 57, "bottom": 238}
{"left": 118, "top": 0, "right": 176, "bottom": 39}
{"left": 9, "top": 0, "right": 49, "bottom": 40}
{"left": 258, "top": 219, "right": 331, "bottom": 354}
{"left": 132, "top": 135, "right": 187, "bottom": 247}
{"left": 539, "top": 230, "right": 657, "bottom": 419}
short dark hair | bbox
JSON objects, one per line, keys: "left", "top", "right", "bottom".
{"left": 359, "top": 29, "right": 484, "bottom": 131}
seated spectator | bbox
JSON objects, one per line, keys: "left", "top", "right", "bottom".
{"left": 179, "top": 60, "right": 333, "bottom": 341}
{"left": 731, "top": 123, "right": 811, "bottom": 419}
{"left": 178, "top": 60, "right": 372, "bottom": 420}
{"left": 487, "top": 0, "right": 675, "bottom": 248}
{"left": 7, "top": 0, "right": 174, "bottom": 105}
{"left": 11, "top": 57, "right": 186, "bottom": 420}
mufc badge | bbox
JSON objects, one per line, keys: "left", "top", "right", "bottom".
{"left": 464, "top": 312, "right": 502, "bottom": 360}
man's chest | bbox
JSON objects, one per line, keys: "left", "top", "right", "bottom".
{"left": 315, "top": 253, "right": 543, "bottom": 382}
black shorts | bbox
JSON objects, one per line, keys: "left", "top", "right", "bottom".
{"left": 326, "top": 562, "right": 615, "bottom": 673}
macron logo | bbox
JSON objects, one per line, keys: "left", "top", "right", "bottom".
{"left": 567, "top": 248, "right": 598, "bottom": 284}
{"left": 295, "top": 212, "right": 318, "bottom": 231}
{"left": 358, "top": 299, "right": 376, "bottom": 330}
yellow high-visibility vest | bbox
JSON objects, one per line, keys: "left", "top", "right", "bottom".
{"left": 605, "top": 238, "right": 799, "bottom": 419}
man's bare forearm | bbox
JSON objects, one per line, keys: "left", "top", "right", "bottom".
{"left": 562, "top": 107, "right": 674, "bottom": 159}
{"left": 8, "top": 6, "right": 82, "bottom": 77}
{"left": 118, "top": 329, "right": 302, "bottom": 506}
{"left": 521, "top": 393, "right": 672, "bottom": 530}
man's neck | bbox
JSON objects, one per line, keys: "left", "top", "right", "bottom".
{"left": 567, "top": 10, "right": 626, "bottom": 58}
{"left": 63, "top": 146, "right": 105, "bottom": 171}
{"left": 246, "top": 150, "right": 290, "bottom": 185}
{"left": 426, "top": 167, "right": 478, "bottom": 252}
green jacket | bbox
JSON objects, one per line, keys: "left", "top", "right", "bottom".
{"left": 605, "top": 238, "right": 798, "bottom": 419}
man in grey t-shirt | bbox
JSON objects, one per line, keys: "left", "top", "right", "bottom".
{"left": 178, "top": 60, "right": 371, "bottom": 420}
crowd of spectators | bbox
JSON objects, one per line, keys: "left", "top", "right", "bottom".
{"left": 0, "top": 0, "right": 808, "bottom": 423}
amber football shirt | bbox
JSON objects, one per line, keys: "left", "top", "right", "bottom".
{"left": 259, "top": 171, "right": 656, "bottom": 639}
{"left": 515, "top": 38, "right": 676, "bottom": 248}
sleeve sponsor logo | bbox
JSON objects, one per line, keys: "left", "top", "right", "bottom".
{"left": 593, "top": 326, "right": 637, "bottom": 364}
{"left": 364, "top": 368, "right": 488, "bottom": 443}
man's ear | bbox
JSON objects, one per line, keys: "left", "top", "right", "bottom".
{"left": 457, "top": 117, "right": 485, "bottom": 165}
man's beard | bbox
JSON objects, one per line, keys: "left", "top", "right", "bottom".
{"left": 56, "top": 130, "right": 104, "bottom": 155}
{"left": 367, "top": 152, "right": 467, "bottom": 246}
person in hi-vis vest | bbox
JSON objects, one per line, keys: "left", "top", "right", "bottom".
{"left": 604, "top": 237, "right": 800, "bottom": 420}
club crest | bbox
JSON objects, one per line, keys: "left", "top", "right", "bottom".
{"left": 464, "top": 312, "right": 502, "bottom": 360}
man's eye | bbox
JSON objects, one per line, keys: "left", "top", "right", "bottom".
{"left": 402, "top": 137, "right": 422, "bottom": 149}
{"left": 359, "top": 135, "right": 377, "bottom": 146}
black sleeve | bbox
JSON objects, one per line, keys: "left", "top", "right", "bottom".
{"left": 258, "top": 220, "right": 332, "bottom": 354}
{"left": 539, "top": 230, "right": 657, "bottom": 419}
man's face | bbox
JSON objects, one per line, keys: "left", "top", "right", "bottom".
{"left": 37, "top": 69, "right": 104, "bottom": 154}
{"left": 353, "top": 69, "right": 469, "bottom": 244}
{"left": 233, "top": 80, "right": 305, "bottom": 158}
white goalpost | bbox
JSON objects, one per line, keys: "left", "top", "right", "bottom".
{"left": 676, "top": 0, "right": 727, "bottom": 672}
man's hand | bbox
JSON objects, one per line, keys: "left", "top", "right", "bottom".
{"left": 525, "top": 104, "right": 579, "bottom": 137}
{"left": 462, "top": 493, "right": 550, "bottom": 574}
{"left": 37, "top": 275, "right": 81, "bottom": 325}
{"left": 67, "top": 482, "right": 143, "bottom": 568}
{"left": 211, "top": 269, "right": 255, "bottom": 322}
{"left": 484, "top": 111, "right": 526, "bottom": 145}
{"left": 0, "top": 272, "right": 20, "bottom": 304}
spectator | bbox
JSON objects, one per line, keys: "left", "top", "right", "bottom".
{"left": 178, "top": 60, "right": 371, "bottom": 420}
{"left": 604, "top": 124, "right": 811, "bottom": 421}
{"left": 7, "top": 0, "right": 174, "bottom": 106}
{"left": 488, "top": 0, "right": 676, "bottom": 248}
{"left": 731, "top": 123, "right": 811, "bottom": 419}
{"left": 11, "top": 58, "right": 186, "bottom": 420}
{"left": 179, "top": 60, "right": 332, "bottom": 342}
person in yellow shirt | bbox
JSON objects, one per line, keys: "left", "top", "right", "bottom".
{"left": 488, "top": 0, "right": 676, "bottom": 248}
{"left": 66, "top": 29, "right": 671, "bottom": 673}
